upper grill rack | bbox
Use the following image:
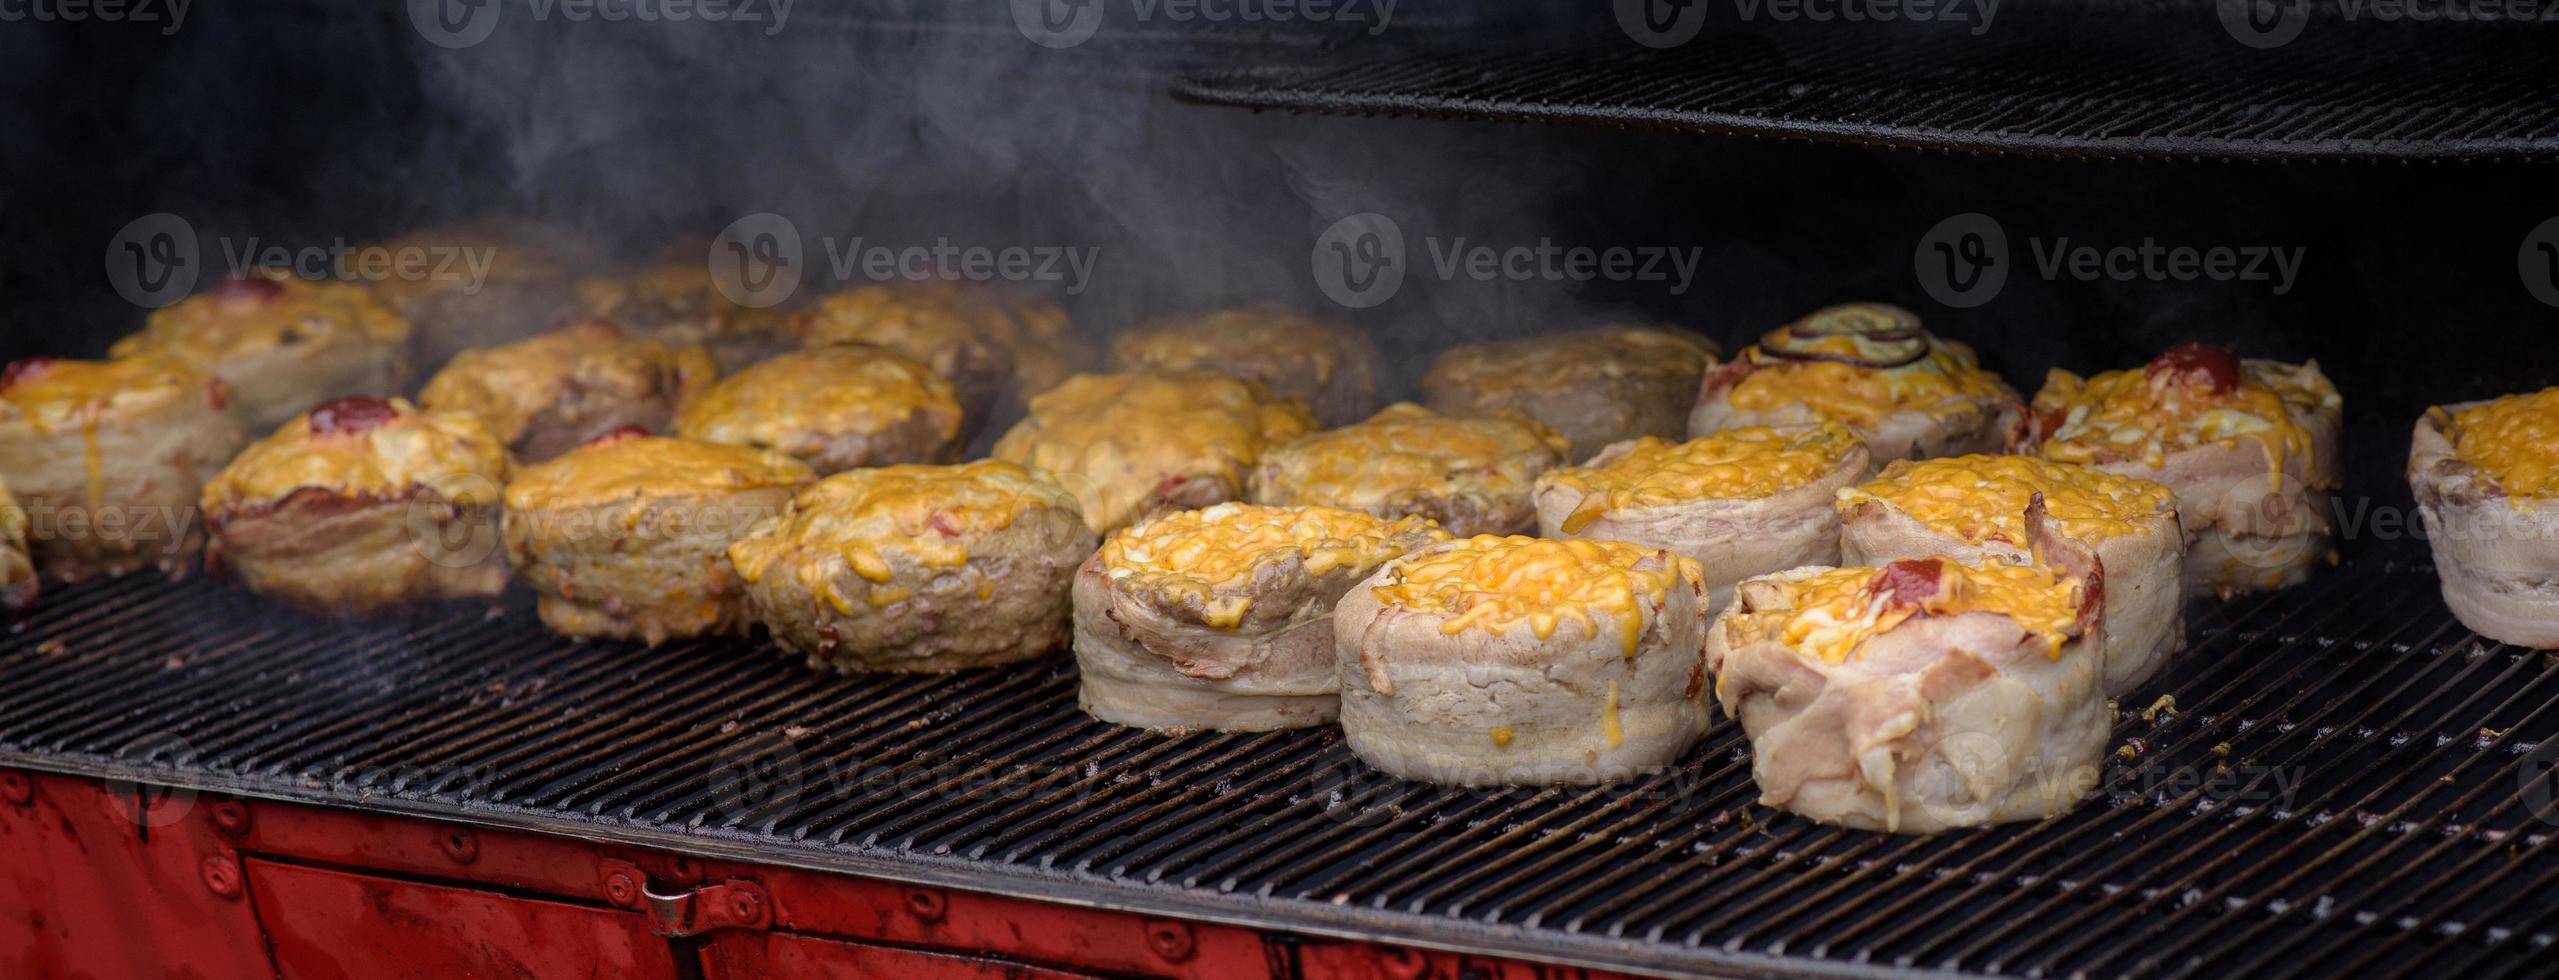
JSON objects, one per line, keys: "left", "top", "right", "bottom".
{"left": 3, "top": 554, "right": 2554, "bottom": 978}
{"left": 1172, "top": 7, "right": 2559, "bottom": 161}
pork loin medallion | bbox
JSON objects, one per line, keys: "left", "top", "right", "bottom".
{"left": 1075, "top": 503, "right": 1447, "bottom": 732}
{"left": 795, "top": 281, "right": 1021, "bottom": 443}
{"left": 1109, "top": 305, "right": 1382, "bottom": 427}
{"left": 578, "top": 258, "right": 799, "bottom": 373}
{"left": 727, "top": 460, "right": 1096, "bottom": 672}
{"left": 111, "top": 269, "right": 414, "bottom": 433}
{"left": 1250, "top": 403, "right": 1570, "bottom": 536}
{"left": 2019, "top": 341, "right": 2342, "bottom": 595}
{"left": 503, "top": 429, "right": 814, "bottom": 643}
{"left": 0, "top": 478, "right": 39, "bottom": 612}
{"left": 1708, "top": 500, "right": 2110, "bottom": 833}
{"left": 2408, "top": 387, "right": 2559, "bottom": 648}
{"left": 1423, "top": 325, "right": 1719, "bottom": 462}
{"left": 0, "top": 357, "right": 246, "bottom": 579}
{"left": 1837, "top": 453, "right": 2184, "bottom": 695}
{"left": 420, "top": 317, "right": 716, "bottom": 463}
{"left": 1334, "top": 536, "right": 1711, "bottom": 786}
{"left": 199, "top": 396, "right": 511, "bottom": 616}
{"left": 1534, "top": 419, "right": 1868, "bottom": 613}
{"left": 677, "top": 343, "right": 965, "bottom": 476}
{"left": 991, "top": 370, "right": 1319, "bottom": 535}
{"left": 1688, "top": 303, "right": 2020, "bottom": 472}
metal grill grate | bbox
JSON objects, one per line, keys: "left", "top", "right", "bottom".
{"left": 1172, "top": 9, "right": 2559, "bottom": 161}
{"left": 2, "top": 552, "right": 2555, "bottom": 978}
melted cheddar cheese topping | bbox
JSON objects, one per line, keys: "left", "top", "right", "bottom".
{"left": 1542, "top": 421, "right": 1862, "bottom": 532}
{"left": 578, "top": 263, "right": 788, "bottom": 346}
{"left": 1723, "top": 341, "right": 2011, "bottom": 429}
{"left": 2028, "top": 358, "right": 2337, "bottom": 480}
{"left": 1370, "top": 536, "right": 1702, "bottom": 656}
{"left": 116, "top": 271, "right": 411, "bottom": 365}
{"left": 0, "top": 358, "right": 214, "bottom": 431}
{"left": 1838, "top": 454, "right": 2176, "bottom": 545}
{"left": 676, "top": 344, "right": 962, "bottom": 451}
{"left": 2447, "top": 387, "right": 2559, "bottom": 500}
{"left": 795, "top": 282, "right": 1019, "bottom": 376}
{"left": 1741, "top": 561, "right": 2084, "bottom": 664}
{"left": 727, "top": 460, "right": 1081, "bottom": 612}
{"left": 1110, "top": 306, "right": 1366, "bottom": 384}
{"left": 1426, "top": 326, "right": 1717, "bottom": 396}
{"left": 991, "top": 370, "right": 1320, "bottom": 534}
{"left": 1099, "top": 502, "right": 1445, "bottom": 629}
{"left": 504, "top": 435, "right": 814, "bottom": 511}
{"left": 1254, "top": 403, "right": 1568, "bottom": 513}
{"left": 200, "top": 398, "right": 509, "bottom": 511}
{"left": 420, "top": 321, "right": 715, "bottom": 444}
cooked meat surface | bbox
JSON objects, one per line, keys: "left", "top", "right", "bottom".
{"left": 1688, "top": 303, "right": 2019, "bottom": 471}
{"left": 1109, "top": 305, "right": 1381, "bottom": 426}
{"left": 1424, "top": 325, "right": 1718, "bottom": 462}
{"left": 200, "top": 395, "right": 511, "bottom": 616}
{"left": 420, "top": 318, "right": 716, "bottom": 463}
{"left": 675, "top": 343, "right": 964, "bottom": 474}
{"left": 1334, "top": 536, "right": 1711, "bottom": 786}
{"left": 112, "top": 269, "right": 412, "bottom": 433}
{"left": 991, "top": 370, "right": 1318, "bottom": 534}
{"left": 728, "top": 460, "right": 1096, "bottom": 672}
{"left": 578, "top": 259, "right": 798, "bottom": 372}
{"left": 0, "top": 357, "right": 245, "bottom": 579}
{"left": 504, "top": 430, "right": 814, "bottom": 643}
{"left": 1074, "top": 503, "right": 1445, "bottom": 731}
{"left": 1251, "top": 403, "right": 1569, "bottom": 536}
{"left": 2408, "top": 389, "right": 2559, "bottom": 648}
{"left": 1535, "top": 420, "right": 1868, "bottom": 612}
{"left": 0, "top": 477, "right": 38, "bottom": 612}
{"left": 795, "top": 281, "right": 1037, "bottom": 442}
{"left": 1838, "top": 453, "right": 2184, "bottom": 694}
{"left": 366, "top": 221, "right": 584, "bottom": 371}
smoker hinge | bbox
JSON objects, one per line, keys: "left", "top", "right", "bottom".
{"left": 601, "top": 859, "right": 773, "bottom": 937}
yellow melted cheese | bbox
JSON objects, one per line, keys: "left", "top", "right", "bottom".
{"left": 727, "top": 460, "right": 1082, "bottom": 612}
{"left": 1838, "top": 454, "right": 2177, "bottom": 545}
{"left": 1254, "top": 403, "right": 1568, "bottom": 513}
{"left": 991, "top": 370, "right": 1320, "bottom": 534}
{"left": 420, "top": 321, "right": 715, "bottom": 444}
{"left": 795, "top": 282, "right": 1016, "bottom": 377}
{"left": 2447, "top": 387, "right": 2559, "bottom": 500}
{"left": 1723, "top": 342, "right": 2011, "bottom": 429}
{"left": 0, "top": 358, "right": 214, "bottom": 432}
{"left": 200, "top": 398, "right": 510, "bottom": 512}
{"left": 1097, "top": 502, "right": 1445, "bottom": 629}
{"left": 1742, "top": 561, "right": 2083, "bottom": 664}
{"left": 2029, "top": 358, "right": 2337, "bottom": 486}
{"left": 1369, "top": 536, "right": 1703, "bottom": 656}
{"left": 1425, "top": 326, "right": 1717, "bottom": 397}
{"left": 116, "top": 270, "right": 411, "bottom": 364}
{"left": 504, "top": 435, "right": 815, "bottom": 511}
{"left": 1110, "top": 305, "right": 1367, "bottom": 386}
{"left": 1542, "top": 420, "right": 1863, "bottom": 532}
{"left": 675, "top": 343, "right": 962, "bottom": 451}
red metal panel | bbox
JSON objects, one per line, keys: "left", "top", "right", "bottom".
{"left": 700, "top": 931, "right": 1104, "bottom": 979}
{"left": 0, "top": 771, "right": 270, "bottom": 980}
{"left": 244, "top": 860, "right": 680, "bottom": 980}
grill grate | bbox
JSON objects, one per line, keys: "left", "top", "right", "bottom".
{"left": 1172, "top": 8, "right": 2559, "bottom": 161}
{"left": 3, "top": 552, "right": 2555, "bottom": 978}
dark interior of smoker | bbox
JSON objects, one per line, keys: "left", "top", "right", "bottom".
{"left": 3, "top": 3, "right": 2556, "bottom": 977}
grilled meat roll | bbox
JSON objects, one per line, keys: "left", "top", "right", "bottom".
{"left": 1424, "top": 325, "right": 1719, "bottom": 462}
{"left": 200, "top": 396, "right": 511, "bottom": 616}
{"left": 728, "top": 460, "right": 1096, "bottom": 672}
{"left": 2020, "top": 342, "right": 2341, "bottom": 595}
{"left": 1250, "top": 403, "right": 1570, "bottom": 536}
{"left": 675, "top": 343, "right": 964, "bottom": 474}
{"left": 367, "top": 222, "right": 583, "bottom": 371}
{"left": 1534, "top": 420, "right": 1868, "bottom": 612}
{"left": 503, "top": 429, "right": 813, "bottom": 643}
{"left": 1109, "top": 305, "right": 1381, "bottom": 427}
{"left": 0, "top": 357, "right": 244, "bottom": 579}
{"left": 420, "top": 318, "right": 716, "bottom": 464}
{"left": 2409, "top": 388, "right": 2559, "bottom": 648}
{"left": 0, "top": 478, "right": 37, "bottom": 612}
{"left": 1688, "top": 303, "right": 2019, "bottom": 472}
{"left": 1075, "top": 503, "right": 1445, "bottom": 732}
{"left": 111, "top": 269, "right": 413, "bottom": 433}
{"left": 1709, "top": 501, "right": 2108, "bottom": 833}
{"left": 578, "top": 260, "right": 797, "bottom": 372}
{"left": 991, "top": 370, "right": 1320, "bottom": 535}
{"left": 1838, "top": 454, "right": 2183, "bottom": 694}
{"left": 1334, "top": 536, "right": 1711, "bottom": 786}
{"left": 795, "top": 282, "right": 1024, "bottom": 443}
